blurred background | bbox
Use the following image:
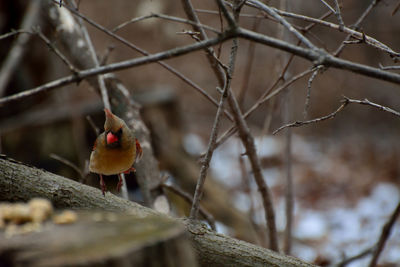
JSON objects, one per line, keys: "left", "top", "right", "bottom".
{"left": 1, "top": 0, "right": 400, "bottom": 266}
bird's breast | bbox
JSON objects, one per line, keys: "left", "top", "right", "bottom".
{"left": 89, "top": 145, "right": 136, "bottom": 175}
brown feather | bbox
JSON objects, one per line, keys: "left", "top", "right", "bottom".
{"left": 89, "top": 109, "right": 138, "bottom": 176}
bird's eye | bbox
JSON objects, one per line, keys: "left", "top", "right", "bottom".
{"left": 117, "top": 128, "right": 123, "bottom": 134}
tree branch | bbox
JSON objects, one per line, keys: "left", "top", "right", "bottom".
{"left": 369, "top": 200, "right": 400, "bottom": 267}
{"left": 0, "top": 0, "right": 42, "bottom": 96}
{"left": 0, "top": 155, "right": 316, "bottom": 267}
{"left": 273, "top": 95, "right": 400, "bottom": 135}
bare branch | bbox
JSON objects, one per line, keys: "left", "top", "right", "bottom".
{"left": 379, "top": 63, "right": 400, "bottom": 70}
{"left": 318, "top": 0, "right": 336, "bottom": 13}
{"left": 246, "top": 0, "right": 316, "bottom": 49}
{"left": 238, "top": 18, "right": 260, "bottom": 107}
{"left": 0, "top": 0, "right": 41, "bottom": 97}
{"left": 273, "top": 99, "right": 349, "bottom": 135}
{"left": 3, "top": 5, "right": 400, "bottom": 108}
{"left": 86, "top": 115, "right": 100, "bottom": 136}
{"left": 344, "top": 96, "right": 400, "bottom": 117}
{"left": 0, "top": 33, "right": 230, "bottom": 107}
{"left": 34, "top": 28, "right": 79, "bottom": 74}
{"left": 112, "top": 13, "right": 220, "bottom": 34}
{"left": 99, "top": 45, "right": 115, "bottom": 66}
{"left": 60, "top": 1, "right": 233, "bottom": 122}
{"left": 206, "top": 68, "right": 314, "bottom": 157}
{"left": 392, "top": 1, "right": 400, "bottom": 16}
{"left": 271, "top": 7, "right": 399, "bottom": 58}
{"left": 112, "top": 14, "right": 154, "bottom": 32}
{"left": 187, "top": 0, "right": 234, "bottom": 221}
{"left": 369, "top": 201, "right": 400, "bottom": 267}
{"left": 335, "top": 247, "right": 374, "bottom": 267}
{"left": 334, "top": 0, "right": 381, "bottom": 57}
{"left": 274, "top": 95, "right": 400, "bottom": 134}
{"left": 227, "top": 83, "right": 279, "bottom": 252}
{"left": 304, "top": 66, "right": 322, "bottom": 118}
{"left": 181, "top": 0, "right": 227, "bottom": 86}
{"left": 161, "top": 182, "right": 216, "bottom": 231}
{"left": 333, "top": 0, "right": 345, "bottom": 29}
{"left": 69, "top": 0, "right": 111, "bottom": 111}
{"left": 0, "top": 29, "right": 28, "bottom": 41}
{"left": 50, "top": 153, "right": 85, "bottom": 180}
{"left": 236, "top": 27, "right": 400, "bottom": 84}
{"left": 189, "top": 69, "right": 230, "bottom": 220}
{"left": 215, "top": 0, "right": 237, "bottom": 28}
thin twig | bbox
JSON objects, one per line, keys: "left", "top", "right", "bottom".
{"left": 99, "top": 45, "right": 115, "bottom": 66}
{"left": 318, "top": 0, "right": 336, "bottom": 13}
{"left": 50, "top": 153, "right": 85, "bottom": 180}
{"left": 392, "top": 1, "right": 400, "bottom": 16}
{"left": 235, "top": 27, "right": 400, "bottom": 84}
{"left": 276, "top": 0, "right": 293, "bottom": 254}
{"left": 215, "top": 7, "right": 224, "bottom": 59}
{"left": 207, "top": 68, "right": 313, "bottom": 156}
{"left": 273, "top": 99, "right": 349, "bottom": 135}
{"left": 112, "top": 13, "right": 220, "bottom": 34}
{"left": 274, "top": 95, "right": 400, "bottom": 134}
{"left": 368, "top": 200, "right": 400, "bottom": 267}
{"left": 112, "top": 14, "right": 154, "bottom": 32}
{"left": 216, "top": 0, "right": 237, "bottom": 28}
{"left": 189, "top": 70, "right": 230, "bottom": 220}
{"left": 335, "top": 247, "right": 374, "bottom": 267}
{"left": 345, "top": 96, "right": 400, "bottom": 117}
{"left": 335, "top": 201, "right": 400, "bottom": 267}
{"left": 86, "top": 115, "right": 100, "bottom": 137}
{"left": 238, "top": 154, "right": 265, "bottom": 246}
{"left": 0, "top": 29, "right": 28, "bottom": 41}
{"left": 70, "top": 1, "right": 111, "bottom": 111}
{"left": 188, "top": 0, "right": 234, "bottom": 220}
{"left": 283, "top": 107, "right": 293, "bottom": 254}
{"left": 227, "top": 76, "right": 280, "bottom": 252}
{"left": 303, "top": 66, "right": 322, "bottom": 119}
{"left": 333, "top": 0, "right": 345, "bottom": 29}
{"left": 161, "top": 182, "right": 216, "bottom": 230}
{"left": 34, "top": 28, "right": 79, "bottom": 74}
{"left": 379, "top": 63, "right": 400, "bottom": 70}
{"left": 0, "top": 0, "right": 41, "bottom": 97}
{"left": 181, "top": 0, "right": 227, "bottom": 86}
{"left": 225, "top": 0, "right": 279, "bottom": 252}
{"left": 246, "top": 0, "right": 316, "bottom": 50}
{"left": 237, "top": 17, "right": 261, "bottom": 107}
{"left": 334, "top": 0, "right": 381, "bottom": 57}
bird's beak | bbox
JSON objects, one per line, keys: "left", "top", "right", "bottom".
{"left": 106, "top": 132, "right": 118, "bottom": 144}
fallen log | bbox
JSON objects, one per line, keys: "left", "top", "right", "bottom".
{"left": 0, "top": 156, "right": 316, "bottom": 267}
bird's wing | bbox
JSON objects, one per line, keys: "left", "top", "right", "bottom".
{"left": 135, "top": 138, "right": 143, "bottom": 162}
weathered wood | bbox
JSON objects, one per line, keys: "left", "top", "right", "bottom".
{"left": 0, "top": 212, "right": 197, "bottom": 267}
{"left": 0, "top": 155, "right": 154, "bottom": 216}
{"left": 0, "top": 156, "right": 316, "bottom": 267}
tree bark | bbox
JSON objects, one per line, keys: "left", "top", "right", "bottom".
{"left": 0, "top": 212, "right": 197, "bottom": 267}
{"left": 0, "top": 156, "right": 315, "bottom": 267}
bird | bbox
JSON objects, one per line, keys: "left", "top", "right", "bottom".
{"left": 89, "top": 108, "right": 142, "bottom": 196}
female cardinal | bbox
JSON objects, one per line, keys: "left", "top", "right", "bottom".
{"left": 89, "top": 108, "right": 142, "bottom": 196}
